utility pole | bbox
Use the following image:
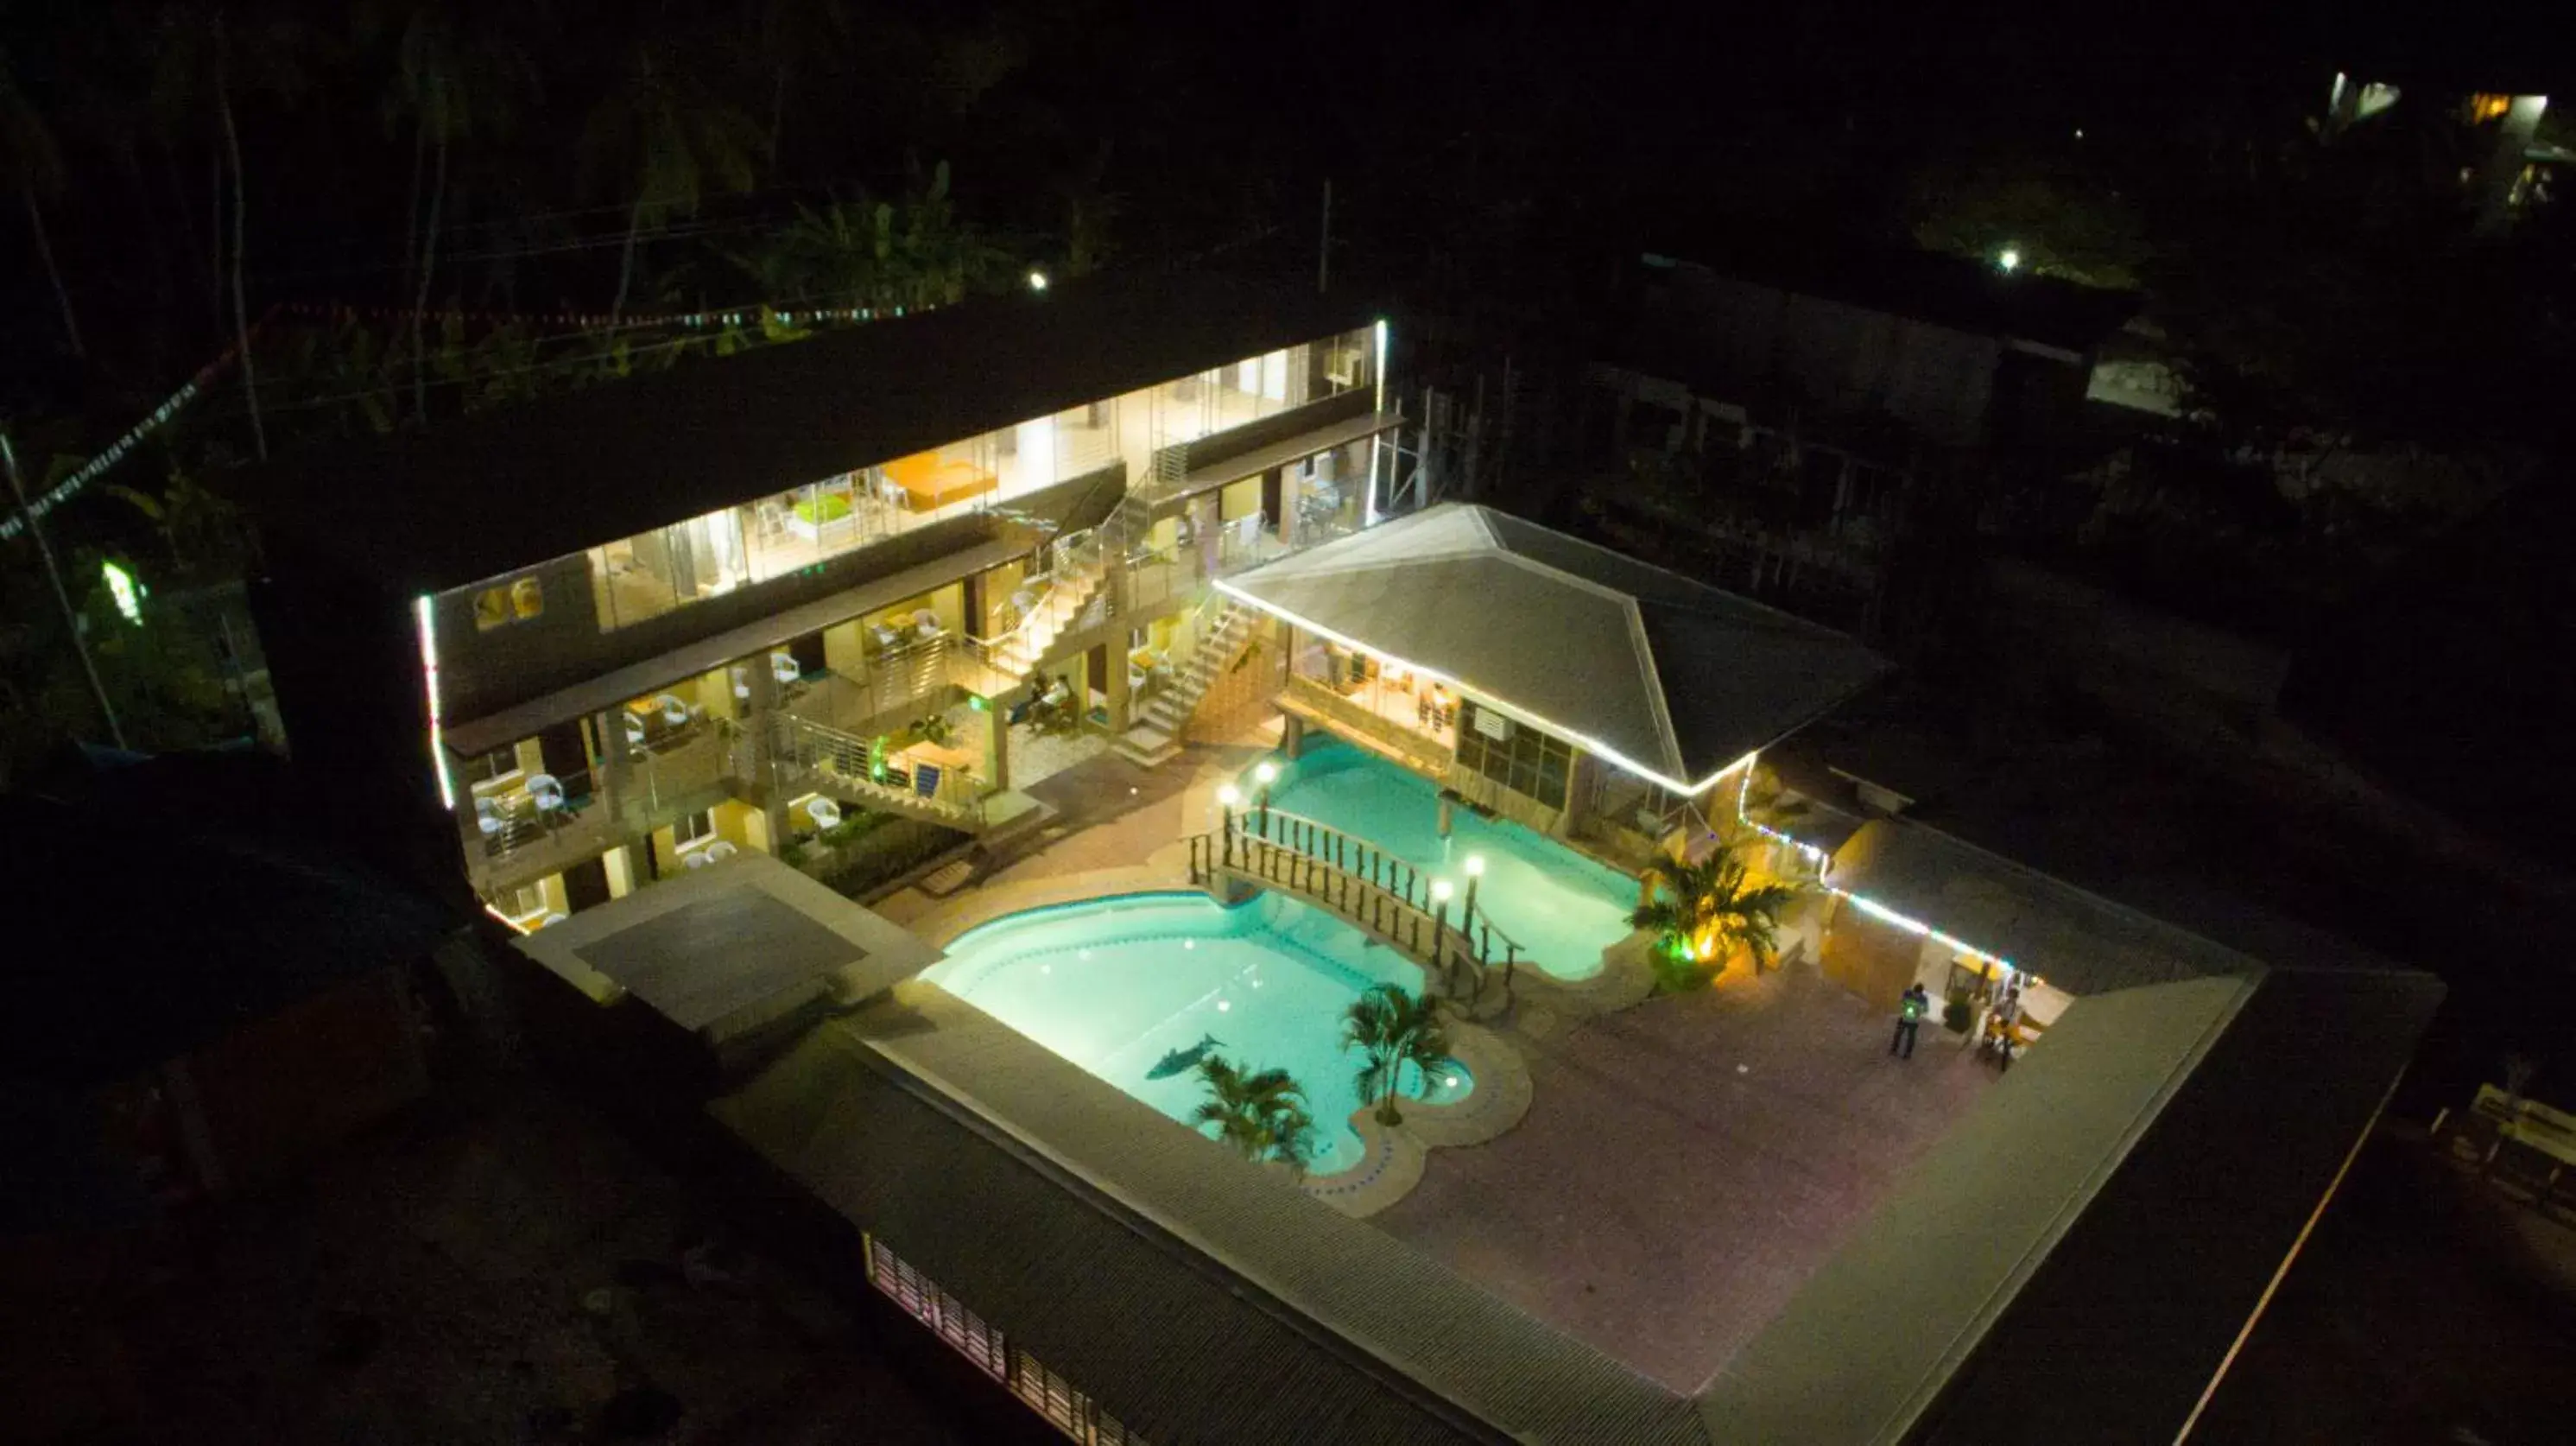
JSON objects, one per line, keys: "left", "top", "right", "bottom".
{"left": 3, "top": 430, "right": 130, "bottom": 749}
{"left": 1318, "top": 178, "right": 1332, "bottom": 295}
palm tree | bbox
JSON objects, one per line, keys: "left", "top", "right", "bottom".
{"left": 1631, "top": 843, "right": 1803, "bottom": 991}
{"left": 579, "top": 37, "right": 764, "bottom": 321}
{"left": 1343, "top": 984, "right": 1450, "bottom": 1127}
{"left": 1190, "top": 1055, "right": 1317, "bottom": 1178}
{"left": 361, "top": 0, "right": 541, "bottom": 425}
{"left": 0, "top": 46, "right": 85, "bottom": 360}
{"left": 152, "top": 1, "right": 313, "bottom": 460}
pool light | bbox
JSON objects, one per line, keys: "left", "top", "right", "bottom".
{"left": 1216, "top": 999, "right": 1230, "bottom": 1012}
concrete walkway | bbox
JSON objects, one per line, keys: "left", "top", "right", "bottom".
{"left": 1370, "top": 961, "right": 1999, "bottom": 1393}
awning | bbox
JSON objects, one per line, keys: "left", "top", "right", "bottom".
{"left": 1824, "top": 819, "right": 2262, "bottom": 996}
{"left": 1174, "top": 408, "right": 1402, "bottom": 495}
{"left": 444, "top": 535, "right": 1024, "bottom": 758}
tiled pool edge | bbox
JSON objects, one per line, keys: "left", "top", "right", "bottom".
{"left": 1299, "top": 1019, "right": 1531, "bottom": 1218}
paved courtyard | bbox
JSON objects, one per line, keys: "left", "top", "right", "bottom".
{"left": 1372, "top": 961, "right": 1998, "bottom": 1392}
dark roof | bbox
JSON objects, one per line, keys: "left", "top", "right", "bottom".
{"left": 1221, "top": 504, "right": 1891, "bottom": 789}
{"left": 228, "top": 265, "right": 1381, "bottom": 595}
{"left": 0, "top": 751, "right": 464, "bottom": 1086}
{"left": 720, "top": 993, "right": 1710, "bottom": 1445}
{"left": 1641, "top": 231, "right": 2138, "bottom": 356}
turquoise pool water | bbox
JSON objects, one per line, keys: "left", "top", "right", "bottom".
{"left": 1247, "top": 741, "right": 1639, "bottom": 980}
{"left": 925, "top": 891, "right": 1472, "bottom": 1175}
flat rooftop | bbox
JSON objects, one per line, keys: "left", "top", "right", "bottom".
{"left": 511, "top": 853, "right": 943, "bottom": 1041}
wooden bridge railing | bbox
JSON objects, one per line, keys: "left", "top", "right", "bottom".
{"left": 1186, "top": 813, "right": 1524, "bottom": 1001}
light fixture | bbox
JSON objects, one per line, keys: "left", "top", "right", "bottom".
{"left": 1464, "top": 854, "right": 1486, "bottom": 877}
{"left": 1218, "top": 783, "right": 1243, "bottom": 807}
{"left": 1217, "top": 998, "right": 1231, "bottom": 1011}
{"left": 1997, "top": 247, "right": 2022, "bottom": 273}
{"left": 101, "top": 560, "right": 146, "bottom": 624}
{"left": 1255, "top": 761, "right": 1280, "bottom": 784}
{"left": 1027, "top": 270, "right": 1048, "bottom": 292}
{"left": 1431, "top": 879, "right": 1454, "bottom": 904}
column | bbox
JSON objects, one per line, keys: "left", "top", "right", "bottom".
{"left": 744, "top": 658, "right": 789, "bottom": 849}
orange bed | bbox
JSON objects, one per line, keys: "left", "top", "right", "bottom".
{"left": 883, "top": 453, "right": 999, "bottom": 512}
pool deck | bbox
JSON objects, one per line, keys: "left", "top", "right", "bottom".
{"left": 886, "top": 723, "right": 1994, "bottom": 1392}
{"left": 1370, "top": 961, "right": 1998, "bottom": 1394}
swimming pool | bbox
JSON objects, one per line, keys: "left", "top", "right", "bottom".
{"left": 1245, "top": 741, "right": 1640, "bottom": 980}
{"left": 925, "top": 891, "right": 1472, "bottom": 1175}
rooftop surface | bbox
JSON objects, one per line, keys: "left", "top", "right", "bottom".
{"left": 511, "top": 853, "right": 943, "bottom": 1040}
{"left": 231, "top": 263, "right": 1379, "bottom": 594}
{"left": 1219, "top": 504, "right": 1893, "bottom": 790}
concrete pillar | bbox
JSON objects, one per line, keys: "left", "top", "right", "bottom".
{"left": 984, "top": 698, "right": 1010, "bottom": 792}
{"left": 1282, "top": 713, "right": 1307, "bottom": 761}
{"left": 597, "top": 708, "right": 635, "bottom": 833}
{"left": 1105, "top": 633, "right": 1134, "bottom": 732}
{"left": 744, "top": 659, "right": 789, "bottom": 848}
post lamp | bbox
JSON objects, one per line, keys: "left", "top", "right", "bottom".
{"left": 1430, "top": 878, "right": 1454, "bottom": 985}
{"left": 1254, "top": 759, "right": 1280, "bottom": 835}
{"left": 1461, "top": 853, "right": 1486, "bottom": 934}
{"left": 1217, "top": 783, "right": 1242, "bottom": 867}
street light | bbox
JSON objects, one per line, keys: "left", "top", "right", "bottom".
{"left": 1217, "top": 783, "right": 1241, "bottom": 865}
{"left": 1429, "top": 878, "right": 1454, "bottom": 982}
{"left": 1461, "top": 853, "right": 1485, "bottom": 949}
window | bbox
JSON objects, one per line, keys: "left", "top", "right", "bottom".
{"left": 864, "top": 1234, "right": 1146, "bottom": 1444}
{"left": 1453, "top": 701, "right": 1573, "bottom": 809}
{"left": 458, "top": 746, "right": 520, "bottom": 789}
{"left": 472, "top": 574, "right": 544, "bottom": 631}
{"left": 674, "top": 810, "right": 715, "bottom": 847}
{"left": 491, "top": 882, "right": 547, "bottom": 920}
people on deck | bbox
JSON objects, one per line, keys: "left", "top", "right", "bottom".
{"left": 1890, "top": 983, "right": 1929, "bottom": 1061}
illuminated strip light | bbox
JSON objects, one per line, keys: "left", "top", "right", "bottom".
{"left": 415, "top": 596, "right": 457, "bottom": 809}
{"left": 1733, "top": 758, "right": 2022, "bottom": 975}
{"left": 483, "top": 904, "right": 535, "bottom": 935}
{"left": 1218, "top": 578, "right": 1756, "bottom": 798}
{"left": 1365, "top": 319, "right": 1390, "bottom": 526}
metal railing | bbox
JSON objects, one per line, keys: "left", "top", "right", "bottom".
{"left": 771, "top": 713, "right": 986, "bottom": 828}
{"left": 1188, "top": 811, "right": 1522, "bottom": 999}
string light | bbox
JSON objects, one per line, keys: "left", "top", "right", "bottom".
{"left": 1732, "top": 754, "right": 2020, "bottom": 977}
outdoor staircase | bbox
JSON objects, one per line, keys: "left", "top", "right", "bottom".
{"left": 987, "top": 549, "right": 1110, "bottom": 682}
{"left": 770, "top": 714, "right": 987, "bottom": 832}
{"left": 1113, "top": 601, "right": 1256, "bottom": 767}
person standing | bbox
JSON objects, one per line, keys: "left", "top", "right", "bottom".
{"left": 1890, "top": 983, "right": 1929, "bottom": 1060}
{"left": 1992, "top": 987, "right": 2023, "bottom": 1075}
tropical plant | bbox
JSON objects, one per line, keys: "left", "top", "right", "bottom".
{"left": 910, "top": 713, "right": 953, "bottom": 747}
{"left": 579, "top": 36, "right": 764, "bottom": 320}
{"left": 1, "top": 45, "right": 84, "bottom": 358}
{"left": 1631, "top": 842, "right": 1803, "bottom": 992}
{"left": 1342, "top": 984, "right": 1449, "bottom": 1127}
{"left": 151, "top": 0, "right": 314, "bottom": 459}
{"left": 1190, "top": 1055, "right": 1316, "bottom": 1177}
{"left": 361, "top": 0, "right": 542, "bottom": 424}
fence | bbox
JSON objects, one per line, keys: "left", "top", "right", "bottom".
{"left": 1187, "top": 809, "right": 1522, "bottom": 993}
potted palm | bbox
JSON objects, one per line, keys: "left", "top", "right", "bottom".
{"left": 1631, "top": 843, "right": 1802, "bottom": 992}
{"left": 1343, "top": 984, "right": 1450, "bottom": 1126}
{"left": 1191, "top": 1056, "right": 1318, "bottom": 1178}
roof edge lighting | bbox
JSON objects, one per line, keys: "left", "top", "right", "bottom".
{"left": 415, "top": 595, "right": 456, "bottom": 809}
{"left": 1217, "top": 577, "right": 1756, "bottom": 797}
